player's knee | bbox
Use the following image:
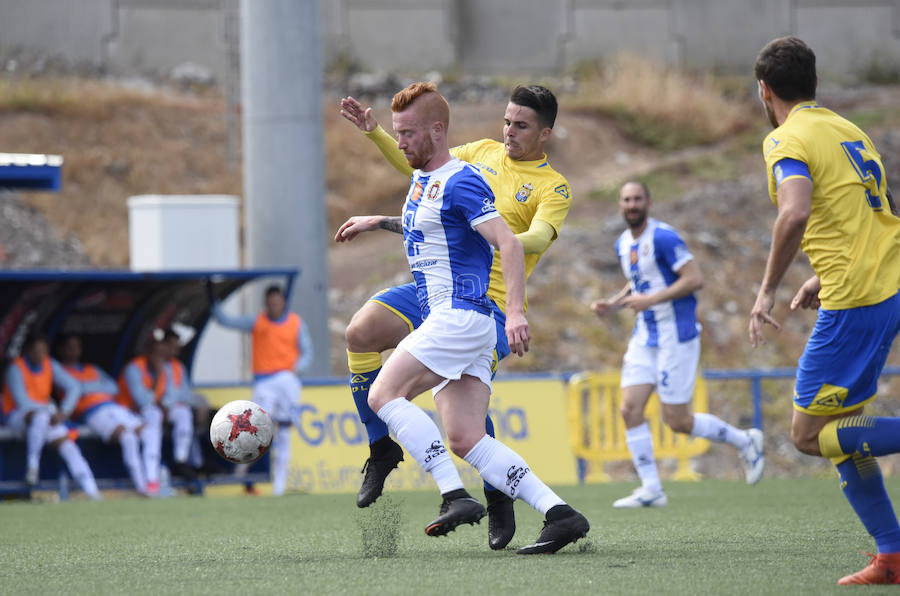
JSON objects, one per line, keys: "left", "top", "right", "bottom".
{"left": 445, "top": 430, "right": 476, "bottom": 458}
{"left": 345, "top": 318, "right": 387, "bottom": 353}
{"left": 619, "top": 403, "right": 643, "bottom": 427}
{"left": 790, "top": 425, "right": 821, "bottom": 456}
{"left": 366, "top": 386, "right": 389, "bottom": 414}
{"left": 663, "top": 412, "right": 693, "bottom": 434}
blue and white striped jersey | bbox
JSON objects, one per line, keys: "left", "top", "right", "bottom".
{"left": 402, "top": 158, "right": 500, "bottom": 319}
{"left": 614, "top": 218, "right": 699, "bottom": 347}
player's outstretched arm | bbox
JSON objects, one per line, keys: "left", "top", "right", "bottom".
{"left": 339, "top": 96, "right": 377, "bottom": 132}
{"left": 334, "top": 215, "right": 402, "bottom": 242}
{"left": 477, "top": 217, "right": 530, "bottom": 357}
{"left": 340, "top": 96, "right": 413, "bottom": 177}
{"left": 590, "top": 284, "right": 631, "bottom": 318}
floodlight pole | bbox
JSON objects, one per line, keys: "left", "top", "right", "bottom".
{"left": 240, "top": 0, "right": 331, "bottom": 375}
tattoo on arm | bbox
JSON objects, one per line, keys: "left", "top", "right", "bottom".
{"left": 379, "top": 216, "right": 403, "bottom": 234}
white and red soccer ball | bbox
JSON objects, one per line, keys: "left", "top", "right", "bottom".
{"left": 210, "top": 400, "right": 274, "bottom": 464}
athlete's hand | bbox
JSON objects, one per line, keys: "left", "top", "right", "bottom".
{"left": 620, "top": 293, "right": 655, "bottom": 314}
{"left": 749, "top": 289, "right": 781, "bottom": 348}
{"left": 340, "top": 96, "right": 378, "bottom": 133}
{"left": 590, "top": 299, "right": 618, "bottom": 318}
{"left": 334, "top": 216, "right": 383, "bottom": 242}
{"left": 790, "top": 275, "right": 821, "bottom": 311}
{"left": 505, "top": 311, "right": 530, "bottom": 357}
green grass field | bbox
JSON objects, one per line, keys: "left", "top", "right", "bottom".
{"left": 3, "top": 478, "right": 899, "bottom": 595}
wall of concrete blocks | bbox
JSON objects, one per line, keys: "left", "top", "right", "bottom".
{"left": 0, "top": 0, "right": 898, "bottom": 81}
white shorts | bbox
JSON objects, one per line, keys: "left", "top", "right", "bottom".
{"left": 5, "top": 403, "right": 57, "bottom": 431}
{"left": 621, "top": 335, "right": 700, "bottom": 405}
{"left": 396, "top": 307, "right": 496, "bottom": 393}
{"left": 84, "top": 403, "right": 143, "bottom": 442}
{"left": 252, "top": 370, "right": 301, "bottom": 424}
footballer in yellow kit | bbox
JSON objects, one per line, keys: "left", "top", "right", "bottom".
{"left": 751, "top": 36, "right": 900, "bottom": 585}
{"left": 364, "top": 125, "right": 570, "bottom": 315}
{"left": 761, "top": 100, "right": 900, "bottom": 415}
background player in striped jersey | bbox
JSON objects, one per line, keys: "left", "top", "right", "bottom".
{"left": 750, "top": 36, "right": 900, "bottom": 585}
{"left": 592, "top": 181, "right": 764, "bottom": 508}
{"left": 362, "top": 81, "right": 588, "bottom": 554}
{"left": 337, "top": 84, "right": 570, "bottom": 550}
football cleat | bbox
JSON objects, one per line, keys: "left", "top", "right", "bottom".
{"left": 613, "top": 486, "right": 668, "bottom": 508}
{"left": 740, "top": 428, "right": 765, "bottom": 485}
{"left": 838, "top": 552, "right": 900, "bottom": 585}
{"left": 516, "top": 504, "right": 590, "bottom": 555}
{"left": 485, "top": 489, "right": 516, "bottom": 550}
{"left": 357, "top": 437, "right": 404, "bottom": 508}
{"left": 425, "top": 492, "right": 486, "bottom": 537}
{"left": 24, "top": 467, "right": 38, "bottom": 487}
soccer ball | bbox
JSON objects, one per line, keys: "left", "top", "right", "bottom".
{"left": 209, "top": 400, "right": 273, "bottom": 464}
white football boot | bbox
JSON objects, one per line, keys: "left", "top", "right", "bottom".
{"left": 740, "top": 428, "right": 765, "bottom": 485}
{"left": 613, "top": 486, "right": 668, "bottom": 508}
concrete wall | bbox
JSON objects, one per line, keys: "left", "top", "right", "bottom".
{"left": 0, "top": 0, "right": 897, "bottom": 80}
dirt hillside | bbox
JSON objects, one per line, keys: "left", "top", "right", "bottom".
{"left": 3, "top": 76, "right": 900, "bottom": 476}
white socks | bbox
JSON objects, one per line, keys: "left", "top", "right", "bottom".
{"left": 58, "top": 440, "right": 100, "bottom": 499}
{"left": 626, "top": 422, "right": 662, "bottom": 492}
{"left": 118, "top": 430, "right": 147, "bottom": 492}
{"left": 169, "top": 404, "right": 194, "bottom": 464}
{"left": 691, "top": 413, "right": 750, "bottom": 449}
{"left": 272, "top": 425, "right": 291, "bottom": 496}
{"left": 376, "top": 397, "right": 463, "bottom": 494}
{"left": 463, "top": 434, "right": 564, "bottom": 515}
{"left": 140, "top": 406, "right": 163, "bottom": 484}
{"left": 26, "top": 410, "right": 52, "bottom": 473}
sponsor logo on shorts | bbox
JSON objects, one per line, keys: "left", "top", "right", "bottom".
{"left": 423, "top": 440, "right": 447, "bottom": 463}
{"left": 505, "top": 465, "right": 530, "bottom": 497}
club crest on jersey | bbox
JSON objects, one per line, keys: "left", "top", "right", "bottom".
{"left": 426, "top": 180, "right": 441, "bottom": 201}
{"left": 409, "top": 181, "right": 424, "bottom": 203}
{"left": 515, "top": 183, "right": 534, "bottom": 202}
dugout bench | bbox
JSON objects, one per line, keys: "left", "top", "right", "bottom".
{"left": 0, "top": 268, "right": 296, "bottom": 499}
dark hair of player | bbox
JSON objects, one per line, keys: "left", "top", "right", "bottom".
{"left": 509, "top": 85, "right": 558, "bottom": 130}
{"left": 264, "top": 284, "right": 284, "bottom": 298}
{"left": 754, "top": 36, "right": 817, "bottom": 102}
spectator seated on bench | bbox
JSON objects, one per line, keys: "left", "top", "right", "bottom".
{"left": 1, "top": 333, "right": 101, "bottom": 500}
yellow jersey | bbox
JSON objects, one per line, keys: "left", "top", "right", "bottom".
{"left": 367, "top": 127, "right": 572, "bottom": 312}
{"left": 763, "top": 101, "right": 900, "bottom": 309}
